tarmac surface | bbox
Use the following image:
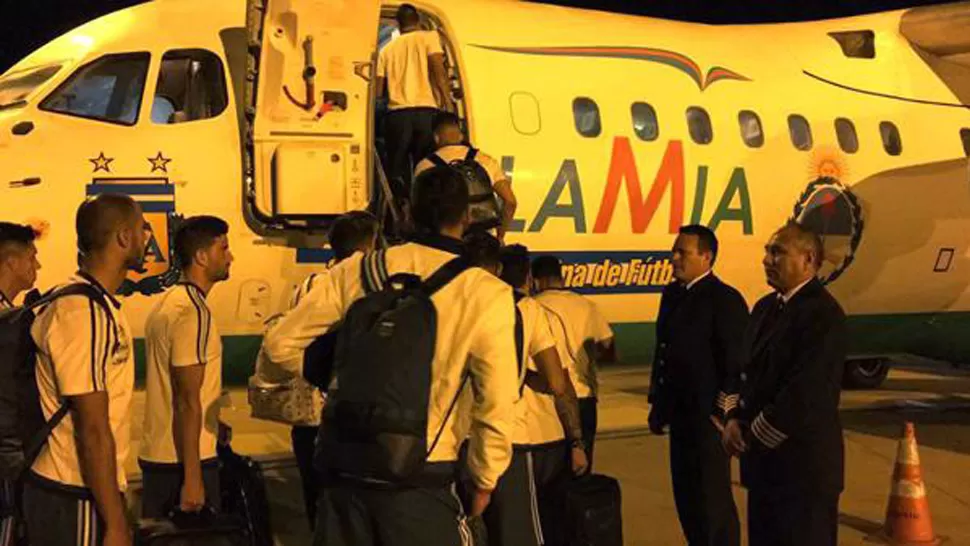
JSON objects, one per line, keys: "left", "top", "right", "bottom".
{"left": 124, "top": 357, "right": 970, "bottom": 545}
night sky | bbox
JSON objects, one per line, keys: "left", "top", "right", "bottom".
{"left": 0, "top": 0, "right": 956, "bottom": 73}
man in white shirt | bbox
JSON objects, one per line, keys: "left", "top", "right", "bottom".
{"left": 0, "top": 222, "right": 41, "bottom": 310}
{"left": 376, "top": 3, "right": 454, "bottom": 198}
{"left": 285, "top": 210, "right": 378, "bottom": 530}
{"left": 25, "top": 194, "right": 147, "bottom": 546}
{"left": 262, "top": 165, "right": 518, "bottom": 546}
{"left": 414, "top": 112, "right": 517, "bottom": 241}
{"left": 532, "top": 255, "right": 616, "bottom": 468}
{"left": 139, "top": 216, "right": 234, "bottom": 518}
{"left": 494, "top": 243, "right": 587, "bottom": 546}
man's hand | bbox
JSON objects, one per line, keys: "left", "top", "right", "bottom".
{"left": 469, "top": 488, "right": 492, "bottom": 517}
{"left": 103, "top": 525, "right": 132, "bottom": 546}
{"left": 721, "top": 418, "right": 747, "bottom": 457}
{"left": 571, "top": 446, "right": 589, "bottom": 476}
{"left": 179, "top": 476, "right": 206, "bottom": 512}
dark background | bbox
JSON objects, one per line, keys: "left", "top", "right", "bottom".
{"left": 0, "top": 0, "right": 956, "bottom": 73}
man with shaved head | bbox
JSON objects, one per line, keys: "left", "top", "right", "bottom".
{"left": 719, "top": 221, "right": 847, "bottom": 546}
{"left": 24, "top": 193, "right": 147, "bottom": 546}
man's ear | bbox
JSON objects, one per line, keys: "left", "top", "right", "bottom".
{"left": 194, "top": 247, "right": 209, "bottom": 269}
{"left": 117, "top": 226, "right": 132, "bottom": 250}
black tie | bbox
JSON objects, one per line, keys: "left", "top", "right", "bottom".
{"left": 757, "top": 296, "right": 786, "bottom": 340}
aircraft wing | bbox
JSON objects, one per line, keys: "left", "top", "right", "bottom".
{"left": 901, "top": 2, "right": 970, "bottom": 59}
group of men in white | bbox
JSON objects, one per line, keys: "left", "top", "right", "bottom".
{"left": 0, "top": 160, "right": 615, "bottom": 546}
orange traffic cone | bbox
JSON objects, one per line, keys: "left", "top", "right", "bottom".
{"left": 869, "top": 422, "right": 944, "bottom": 545}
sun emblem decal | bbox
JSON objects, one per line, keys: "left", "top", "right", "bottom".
{"left": 792, "top": 176, "right": 864, "bottom": 284}
{"left": 807, "top": 147, "right": 850, "bottom": 182}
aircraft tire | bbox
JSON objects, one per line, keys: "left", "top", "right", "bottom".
{"left": 843, "top": 357, "right": 890, "bottom": 389}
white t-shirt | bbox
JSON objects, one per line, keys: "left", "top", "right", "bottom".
{"left": 534, "top": 289, "right": 614, "bottom": 399}
{"left": 140, "top": 283, "right": 223, "bottom": 464}
{"left": 511, "top": 296, "right": 557, "bottom": 446}
{"left": 377, "top": 30, "right": 443, "bottom": 110}
{"left": 30, "top": 273, "right": 134, "bottom": 491}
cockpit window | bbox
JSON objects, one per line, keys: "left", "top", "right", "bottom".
{"left": 40, "top": 53, "right": 149, "bottom": 126}
{"left": 152, "top": 50, "right": 228, "bottom": 124}
{"left": 0, "top": 64, "right": 62, "bottom": 109}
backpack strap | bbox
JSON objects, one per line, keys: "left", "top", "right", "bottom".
{"left": 21, "top": 404, "right": 70, "bottom": 474}
{"left": 464, "top": 147, "right": 479, "bottom": 162}
{"left": 513, "top": 296, "right": 525, "bottom": 397}
{"left": 426, "top": 372, "right": 469, "bottom": 459}
{"left": 26, "top": 282, "right": 108, "bottom": 314}
{"left": 421, "top": 257, "right": 468, "bottom": 296}
{"left": 428, "top": 153, "right": 448, "bottom": 168}
{"left": 360, "top": 250, "right": 390, "bottom": 294}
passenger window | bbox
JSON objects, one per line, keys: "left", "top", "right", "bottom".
{"left": 152, "top": 50, "right": 228, "bottom": 124}
{"left": 686, "top": 107, "right": 713, "bottom": 145}
{"left": 573, "top": 97, "right": 601, "bottom": 138}
{"left": 788, "top": 115, "right": 813, "bottom": 151}
{"left": 829, "top": 30, "right": 876, "bottom": 59}
{"left": 880, "top": 121, "right": 902, "bottom": 156}
{"left": 835, "top": 118, "right": 859, "bottom": 154}
{"left": 961, "top": 128, "right": 970, "bottom": 157}
{"left": 631, "top": 102, "right": 659, "bottom": 141}
{"left": 738, "top": 110, "right": 764, "bottom": 148}
{"left": 40, "top": 53, "right": 149, "bottom": 125}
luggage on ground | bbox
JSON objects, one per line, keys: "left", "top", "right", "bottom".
{"left": 218, "top": 442, "right": 273, "bottom": 546}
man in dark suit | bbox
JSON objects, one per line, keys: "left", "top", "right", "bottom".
{"left": 720, "top": 221, "right": 847, "bottom": 546}
{"left": 648, "top": 224, "right": 746, "bottom": 546}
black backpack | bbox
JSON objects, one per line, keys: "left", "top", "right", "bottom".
{"left": 429, "top": 148, "right": 502, "bottom": 231}
{"left": 0, "top": 283, "right": 112, "bottom": 481}
{"left": 317, "top": 250, "right": 470, "bottom": 484}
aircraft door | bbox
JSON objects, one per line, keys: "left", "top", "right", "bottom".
{"left": 244, "top": 0, "right": 382, "bottom": 231}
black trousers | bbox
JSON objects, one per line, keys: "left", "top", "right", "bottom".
{"left": 482, "top": 448, "right": 542, "bottom": 546}
{"left": 384, "top": 107, "right": 438, "bottom": 199}
{"left": 139, "top": 459, "right": 222, "bottom": 518}
{"left": 314, "top": 481, "right": 473, "bottom": 546}
{"left": 22, "top": 473, "right": 118, "bottom": 546}
{"left": 748, "top": 489, "right": 839, "bottom": 546}
{"left": 530, "top": 441, "right": 569, "bottom": 546}
{"left": 578, "top": 397, "right": 597, "bottom": 468}
{"left": 669, "top": 414, "right": 740, "bottom": 546}
{"left": 292, "top": 425, "right": 321, "bottom": 530}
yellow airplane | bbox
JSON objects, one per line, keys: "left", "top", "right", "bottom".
{"left": 2, "top": 0, "right": 969, "bottom": 388}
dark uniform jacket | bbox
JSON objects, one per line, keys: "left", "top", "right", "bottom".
{"left": 729, "top": 278, "right": 847, "bottom": 497}
{"left": 649, "top": 273, "right": 749, "bottom": 424}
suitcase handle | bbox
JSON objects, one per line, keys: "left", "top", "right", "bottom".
{"left": 168, "top": 505, "right": 218, "bottom": 529}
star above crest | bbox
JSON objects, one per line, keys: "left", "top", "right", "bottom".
{"left": 148, "top": 151, "right": 172, "bottom": 173}
{"left": 89, "top": 152, "right": 114, "bottom": 173}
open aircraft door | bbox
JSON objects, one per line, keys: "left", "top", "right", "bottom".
{"left": 244, "top": 0, "right": 382, "bottom": 232}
